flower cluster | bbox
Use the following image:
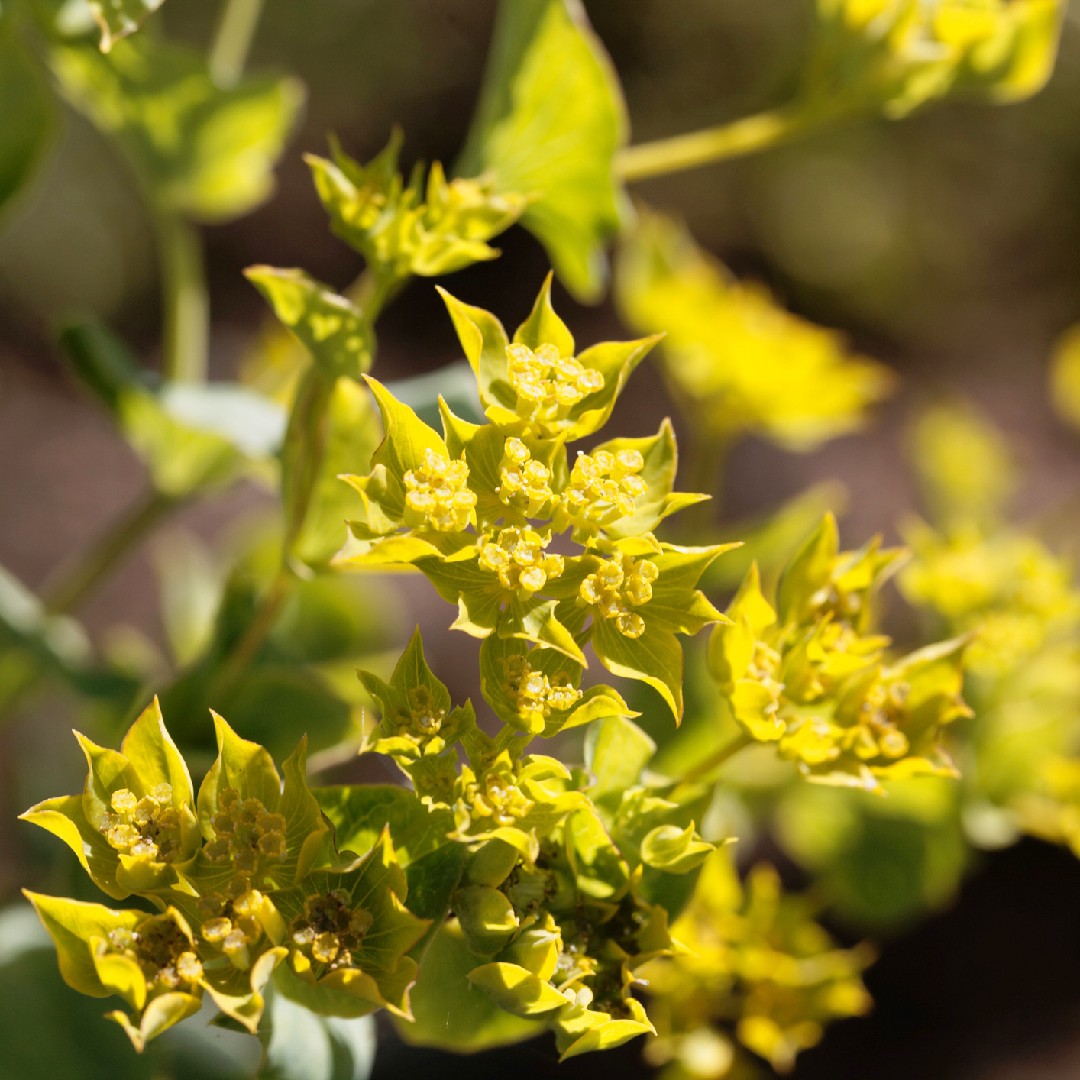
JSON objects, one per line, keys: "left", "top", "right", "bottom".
{"left": 643, "top": 849, "right": 872, "bottom": 1078}
{"left": 307, "top": 131, "right": 528, "bottom": 282}
{"left": 337, "top": 277, "right": 734, "bottom": 721}
{"left": 346, "top": 597, "right": 712, "bottom": 1059}
{"left": 900, "top": 403, "right": 1080, "bottom": 853}
{"left": 22, "top": 701, "right": 426, "bottom": 1049}
{"left": 618, "top": 209, "right": 893, "bottom": 451}
{"left": 708, "top": 515, "right": 970, "bottom": 791}
{"left": 807, "top": 0, "right": 1064, "bottom": 118}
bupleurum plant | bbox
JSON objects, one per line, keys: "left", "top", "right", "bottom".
{"left": 6, "top": 0, "right": 1075, "bottom": 1077}
{"left": 21, "top": 275, "right": 974, "bottom": 1068}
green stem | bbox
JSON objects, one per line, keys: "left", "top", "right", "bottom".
{"left": 209, "top": 0, "right": 266, "bottom": 87}
{"left": 618, "top": 106, "right": 814, "bottom": 182}
{"left": 677, "top": 733, "right": 753, "bottom": 786}
{"left": 152, "top": 205, "right": 209, "bottom": 383}
{"left": 210, "top": 269, "right": 403, "bottom": 698}
{"left": 42, "top": 490, "right": 176, "bottom": 615}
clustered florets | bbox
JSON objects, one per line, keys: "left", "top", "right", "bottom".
{"left": 403, "top": 448, "right": 476, "bottom": 532}
{"left": 204, "top": 786, "right": 287, "bottom": 870}
{"left": 198, "top": 878, "right": 267, "bottom": 965}
{"left": 579, "top": 552, "right": 659, "bottom": 639}
{"left": 478, "top": 525, "right": 565, "bottom": 594}
{"left": 498, "top": 437, "right": 555, "bottom": 516}
{"left": 101, "top": 785, "right": 181, "bottom": 862}
{"left": 563, "top": 448, "right": 646, "bottom": 528}
{"left": 502, "top": 653, "right": 582, "bottom": 722}
{"left": 291, "top": 890, "right": 375, "bottom": 968}
{"left": 98, "top": 914, "right": 203, "bottom": 992}
{"left": 507, "top": 342, "right": 604, "bottom": 424}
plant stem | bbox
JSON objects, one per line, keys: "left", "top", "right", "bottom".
{"left": 210, "top": 270, "right": 404, "bottom": 698}
{"left": 152, "top": 205, "right": 209, "bottom": 383}
{"left": 209, "top": 0, "right": 266, "bottom": 87}
{"left": 677, "top": 733, "right": 753, "bottom": 786}
{"left": 41, "top": 490, "right": 176, "bottom": 615}
{"left": 618, "top": 107, "right": 809, "bottom": 182}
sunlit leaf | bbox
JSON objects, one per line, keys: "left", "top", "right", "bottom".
{"left": 458, "top": 0, "right": 627, "bottom": 300}
{"left": 61, "top": 322, "right": 283, "bottom": 496}
{"left": 51, "top": 37, "right": 302, "bottom": 222}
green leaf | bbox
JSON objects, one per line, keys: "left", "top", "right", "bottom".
{"left": 246, "top": 268, "right": 373, "bottom": 381}
{"left": 585, "top": 714, "right": 656, "bottom": 798}
{"left": 61, "top": 322, "right": 282, "bottom": 496}
{"left": 776, "top": 513, "right": 840, "bottom": 627}
{"left": 50, "top": 37, "right": 303, "bottom": 222}
{"left": 199, "top": 711, "right": 283, "bottom": 822}
{"left": 258, "top": 991, "right": 376, "bottom": 1080}
{"left": 403, "top": 843, "right": 468, "bottom": 960}
{"left": 452, "top": 885, "right": 519, "bottom": 956}
{"left": 592, "top": 616, "right": 685, "bottom": 721}
{"left": 88, "top": 0, "right": 165, "bottom": 51}
{"left": 467, "top": 963, "right": 568, "bottom": 1017}
{"left": 458, "top": 0, "right": 627, "bottom": 300}
{"left": 364, "top": 375, "right": 448, "bottom": 478}
{"left": 639, "top": 822, "right": 712, "bottom": 874}
{"left": 0, "top": 26, "right": 54, "bottom": 219}
{"left": 316, "top": 785, "right": 454, "bottom": 867}
{"left": 513, "top": 272, "right": 576, "bottom": 357}
{"left": 395, "top": 921, "right": 541, "bottom": 1051}
{"left": 437, "top": 287, "right": 512, "bottom": 416}
{"left": 23, "top": 892, "right": 140, "bottom": 1001}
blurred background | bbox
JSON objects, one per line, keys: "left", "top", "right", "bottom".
{"left": 3, "top": 1, "right": 1080, "bottom": 1077}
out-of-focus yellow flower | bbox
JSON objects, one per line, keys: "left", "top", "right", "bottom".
{"left": 810, "top": 0, "right": 1065, "bottom": 117}
{"left": 901, "top": 521, "right": 1079, "bottom": 677}
{"left": 643, "top": 849, "right": 872, "bottom": 1077}
{"left": 709, "top": 516, "right": 969, "bottom": 791}
{"left": 617, "top": 210, "right": 892, "bottom": 451}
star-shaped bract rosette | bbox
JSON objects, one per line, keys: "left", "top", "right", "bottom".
{"left": 335, "top": 375, "right": 478, "bottom": 568}
{"left": 24, "top": 893, "right": 206, "bottom": 1052}
{"left": 21, "top": 698, "right": 199, "bottom": 899}
{"left": 479, "top": 634, "right": 634, "bottom": 738}
{"left": 553, "top": 419, "right": 709, "bottom": 545}
{"left": 551, "top": 541, "right": 738, "bottom": 722}
{"left": 358, "top": 627, "right": 476, "bottom": 760}
{"left": 190, "top": 712, "right": 331, "bottom": 892}
{"left": 270, "top": 829, "right": 429, "bottom": 1020}
{"left": 439, "top": 275, "right": 660, "bottom": 442}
